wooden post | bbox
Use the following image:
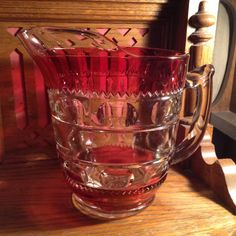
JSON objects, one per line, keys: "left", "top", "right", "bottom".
{"left": 185, "top": 0, "right": 217, "bottom": 115}
{"left": 185, "top": 0, "right": 236, "bottom": 215}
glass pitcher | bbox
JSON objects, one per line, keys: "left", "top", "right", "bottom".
{"left": 17, "top": 27, "right": 214, "bottom": 219}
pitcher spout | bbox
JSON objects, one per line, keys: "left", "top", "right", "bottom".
{"left": 16, "top": 27, "right": 122, "bottom": 90}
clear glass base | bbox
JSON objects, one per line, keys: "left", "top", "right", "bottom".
{"left": 72, "top": 193, "right": 155, "bottom": 220}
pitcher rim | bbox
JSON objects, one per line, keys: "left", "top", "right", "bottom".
{"left": 17, "top": 27, "right": 190, "bottom": 60}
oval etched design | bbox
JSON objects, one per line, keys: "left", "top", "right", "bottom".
{"left": 151, "top": 101, "right": 166, "bottom": 124}
{"left": 54, "top": 97, "right": 75, "bottom": 122}
{"left": 162, "top": 99, "right": 173, "bottom": 122}
{"left": 100, "top": 168, "right": 134, "bottom": 189}
{"left": 96, "top": 102, "right": 109, "bottom": 125}
{"left": 171, "top": 96, "right": 182, "bottom": 114}
{"left": 125, "top": 103, "right": 138, "bottom": 126}
{"left": 151, "top": 95, "right": 181, "bottom": 125}
{"left": 97, "top": 102, "right": 138, "bottom": 127}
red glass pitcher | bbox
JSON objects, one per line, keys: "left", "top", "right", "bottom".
{"left": 17, "top": 27, "right": 214, "bottom": 219}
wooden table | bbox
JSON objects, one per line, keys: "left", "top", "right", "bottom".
{"left": 0, "top": 150, "right": 236, "bottom": 236}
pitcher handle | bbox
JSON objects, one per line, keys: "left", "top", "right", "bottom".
{"left": 170, "top": 64, "right": 215, "bottom": 165}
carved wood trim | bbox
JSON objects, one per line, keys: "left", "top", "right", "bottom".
{"left": 190, "top": 132, "right": 236, "bottom": 214}
{"left": 185, "top": 0, "right": 236, "bottom": 214}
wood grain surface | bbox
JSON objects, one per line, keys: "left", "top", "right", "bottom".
{"left": 0, "top": 151, "right": 236, "bottom": 236}
{"left": 0, "top": 0, "right": 177, "bottom": 23}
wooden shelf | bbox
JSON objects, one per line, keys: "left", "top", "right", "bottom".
{"left": 0, "top": 150, "right": 235, "bottom": 236}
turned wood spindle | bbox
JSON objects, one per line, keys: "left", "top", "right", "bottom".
{"left": 188, "top": 0, "right": 216, "bottom": 69}
{"left": 185, "top": 1, "right": 216, "bottom": 116}
{"left": 186, "top": 1, "right": 236, "bottom": 215}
